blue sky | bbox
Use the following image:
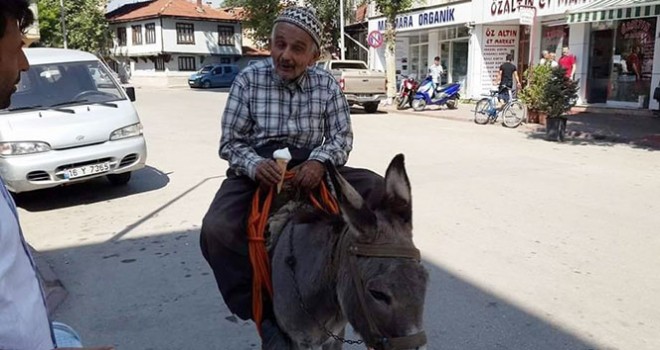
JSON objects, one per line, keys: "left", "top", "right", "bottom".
{"left": 106, "top": 0, "right": 225, "bottom": 12}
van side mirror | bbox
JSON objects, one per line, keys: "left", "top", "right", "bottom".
{"left": 124, "top": 86, "right": 136, "bottom": 102}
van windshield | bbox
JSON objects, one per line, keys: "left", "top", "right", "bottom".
{"left": 2, "top": 60, "right": 125, "bottom": 113}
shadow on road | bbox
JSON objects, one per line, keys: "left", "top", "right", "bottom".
{"left": 350, "top": 106, "right": 388, "bottom": 115}
{"left": 524, "top": 113, "right": 660, "bottom": 151}
{"left": 14, "top": 166, "right": 170, "bottom": 212}
{"left": 189, "top": 87, "right": 231, "bottom": 93}
{"left": 39, "top": 228, "right": 603, "bottom": 349}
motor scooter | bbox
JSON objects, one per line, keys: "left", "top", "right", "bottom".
{"left": 411, "top": 76, "right": 461, "bottom": 111}
{"left": 394, "top": 75, "right": 419, "bottom": 110}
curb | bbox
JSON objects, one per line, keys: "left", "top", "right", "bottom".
{"left": 523, "top": 124, "right": 660, "bottom": 148}
{"left": 29, "top": 245, "right": 68, "bottom": 316}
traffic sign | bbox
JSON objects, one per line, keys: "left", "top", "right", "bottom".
{"left": 367, "top": 30, "right": 384, "bottom": 49}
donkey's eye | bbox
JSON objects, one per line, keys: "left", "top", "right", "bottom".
{"left": 369, "top": 289, "right": 392, "bottom": 305}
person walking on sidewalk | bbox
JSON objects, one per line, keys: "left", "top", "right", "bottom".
{"left": 494, "top": 53, "right": 521, "bottom": 108}
{"left": 199, "top": 5, "right": 384, "bottom": 349}
{"left": 0, "top": 2, "right": 113, "bottom": 349}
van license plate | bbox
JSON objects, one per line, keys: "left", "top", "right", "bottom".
{"left": 64, "top": 162, "right": 111, "bottom": 179}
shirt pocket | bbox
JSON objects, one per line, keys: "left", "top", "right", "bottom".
{"left": 299, "top": 92, "right": 325, "bottom": 133}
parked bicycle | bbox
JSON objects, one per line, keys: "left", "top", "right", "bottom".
{"left": 474, "top": 86, "right": 526, "bottom": 128}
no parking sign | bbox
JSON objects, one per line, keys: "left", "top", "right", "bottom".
{"left": 367, "top": 30, "right": 384, "bottom": 49}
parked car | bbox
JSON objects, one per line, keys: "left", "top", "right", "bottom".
{"left": 0, "top": 48, "right": 147, "bottom": 193}
{"left": 316, "top": 60, "right": 387, "bottom": 113}
{"left": 188, "top": 64, "right": 239, "bottom": 88}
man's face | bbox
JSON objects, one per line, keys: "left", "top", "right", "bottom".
{"left": 562, "top": 48, "right": 569, "bottom": 56}
{"left": 435, "top": 59, "right": 440, "bottom": 65}
{"left": 0, "top": 17, "right": 29, "bottom": 109}
{"left": 271, "top": 22, "right": 319, "bottom": 82}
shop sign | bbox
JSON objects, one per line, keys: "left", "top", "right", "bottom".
{"left": 484, "top": 0, "right": 598, "bottom": 22}
{"left": 368, "top": 2, "right": 471, "bottom": 33}
{"left": 480, "top": 26, "right": 519, "bottom": 92}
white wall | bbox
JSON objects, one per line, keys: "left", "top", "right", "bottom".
{"left": 466, "top": 24, "right": 484, "bottom": 99}
{"left": 568, "top": 23, "right": 590, "bottom": 105}
{"left": 161, "top": 18, "right": 241, "bottom": 55}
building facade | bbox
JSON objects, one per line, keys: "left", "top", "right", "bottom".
{"left": 365, "top": 0, "right": 660, "bottom": 111}
{"left": 367, "top": 1, "right": 473, "bottom": 90}
{"left": 106, "top": 0, "right": 242, "bottom": 87}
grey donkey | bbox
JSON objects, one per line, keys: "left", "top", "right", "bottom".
{"left": 270, "top": 154, "right": 429, "bottom": 349}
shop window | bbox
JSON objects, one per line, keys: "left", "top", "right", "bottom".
{"left": 610, "top": 17, "right": 656, "bottom": 106}
{"left": 541, "top": 25, "right": 569, "bottom": 59}
{"left": 457, "top": 26, "right": 470, "bottom": 38}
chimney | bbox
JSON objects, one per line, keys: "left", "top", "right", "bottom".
{"left": 196, "top": 0, "right": 202, "bottom": 7}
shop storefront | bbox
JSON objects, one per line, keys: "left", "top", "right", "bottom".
{"left": 568, "top": 1, "right": 660, "bottom": 109}
{"left": 467, "top": 0, "right": 601, "bottom": 100}
{"left": 367, "top": 1, "right": 472, "bottom": 90}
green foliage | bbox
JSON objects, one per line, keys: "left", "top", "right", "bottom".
{"left": 239, "top": 0, "right": 291, "bottom": 48}
{"left": 235, "top": 0, "right": 363, "bottom": 53}
{"left": 37, "top": 0, "right": 110, "bottom": 54}
{"left": 519, "top": 64, "right": 552, "bottom": 112}
{"left": 541, "top": 67, "right": 579, "bottom": 118}
{"left": 373, "top": 0, "right": 414, "bottom": 49}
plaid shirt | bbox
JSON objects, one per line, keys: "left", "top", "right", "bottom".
{"left": 219, "top": 59, "right": 353, "bottom": 179}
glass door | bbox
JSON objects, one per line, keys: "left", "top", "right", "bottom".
{"left": 451, "top": 40, "right": 468, "bottom": 89}
{"left": 440, "top": 42, "right": 450, "bottom": 84}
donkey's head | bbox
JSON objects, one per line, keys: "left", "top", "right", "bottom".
{"left": 329, "top": 154, "right": 429, "bottom": 350}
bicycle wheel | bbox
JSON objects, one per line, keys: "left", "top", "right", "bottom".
{"left": 474, "top": 98, "right": 490, "bottom": 125}
{"left": 502, "top": 100, "right": 526, "bottom": 128}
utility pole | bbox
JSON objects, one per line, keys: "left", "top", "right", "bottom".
{"left": 339, "top": 0, "right": 345, "bottom": 59}
{"left": 60, "top": 0, "right": 68, "bottom": 49}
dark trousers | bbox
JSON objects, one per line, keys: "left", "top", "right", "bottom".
{"left": 200, "top": 166, "right": 384, "bottom": 321}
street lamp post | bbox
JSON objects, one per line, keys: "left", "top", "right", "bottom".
{"left": 60, "top": 0, "right": 68, "bottom": 49}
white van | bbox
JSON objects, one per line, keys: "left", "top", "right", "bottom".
{"left": 0, "top": 48, "right": 147, "bottom": 193}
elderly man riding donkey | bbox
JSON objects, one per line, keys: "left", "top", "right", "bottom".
{"left": 200, "top": 6, "right": 429, "bottom": 350}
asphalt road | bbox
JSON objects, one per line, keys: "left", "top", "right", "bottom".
{"left": 16, "top": 87, "right": 660, "bottom": 350}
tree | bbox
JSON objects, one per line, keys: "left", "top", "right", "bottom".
{"left": 373, "top": 0, "right": 414, "bottom": 102}
{"left": 230, "top": 0, "right": 364, "bottom": 54}
{"left": 37, "top": 0, "right": 110, "bottom": 54}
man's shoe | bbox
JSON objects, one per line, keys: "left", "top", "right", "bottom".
{"left": 261, "top": 319, "right": 293, "bottom": 350}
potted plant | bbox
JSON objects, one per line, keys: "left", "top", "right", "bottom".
{"left": 519, "top": 64, "right": 552, "bottom": 124}
{"left": 540, "top": 67, "right": 579, "bottom": 142}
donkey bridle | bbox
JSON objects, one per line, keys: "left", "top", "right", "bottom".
{"left": 346, "top": 239, "right": 428, "bottom": 350}
{"left": 286, "top": 226, "right": 427, "bottom": 349}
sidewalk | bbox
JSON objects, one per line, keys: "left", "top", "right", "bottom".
{"left": 379, "top": 102, "right": 660, "bottom": 150}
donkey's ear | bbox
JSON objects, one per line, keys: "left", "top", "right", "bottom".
{"left": 326, "top": 161, "right": 377, "bottom": 236}
{"left": 384, "top": 154, "right": 412, "bottom": 223}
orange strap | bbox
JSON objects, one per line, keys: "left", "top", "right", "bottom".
{"left": 247, "top": 171, "right": 339, "bottom": 336}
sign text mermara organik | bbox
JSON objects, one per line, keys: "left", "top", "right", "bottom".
{"left": 377, "top": 8, "right": 456, "bottom": 31}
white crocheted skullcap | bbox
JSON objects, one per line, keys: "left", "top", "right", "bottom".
{"left": 274, "top": 6, "right": 322, "bottom": 49}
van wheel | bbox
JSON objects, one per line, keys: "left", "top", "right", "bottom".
{"left": 202, "top": 81, "right": 211, "bottom": 88}
{"left": 107, "top": 172, "right": 131, "bottom": 186}
{"left": 363, "top": 102, "right": 379, "bottom": 113}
